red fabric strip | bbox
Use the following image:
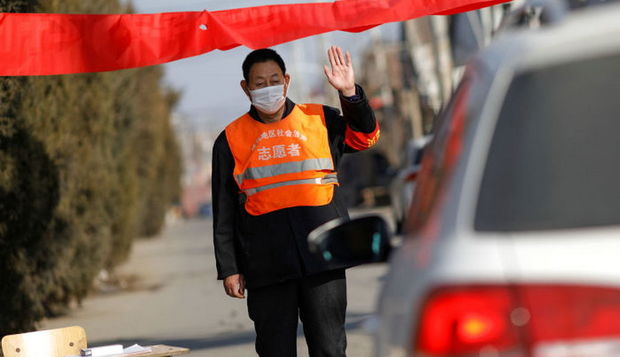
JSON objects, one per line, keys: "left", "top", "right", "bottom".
{"left": 345, "top": 122, "right": 381, "bottom": 151}
{"left": 0, "top": 0, "right": 511, "bottom": 76}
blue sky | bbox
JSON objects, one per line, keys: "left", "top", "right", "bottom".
{"left": 130, "top": 0, "right": 398, "bottom": 131}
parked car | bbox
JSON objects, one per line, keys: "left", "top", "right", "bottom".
{"left": 310, "top": 2, "right": 620, "bottom": 356}
{"left": 389, "top": 135, "right": 432, "bottom": 233}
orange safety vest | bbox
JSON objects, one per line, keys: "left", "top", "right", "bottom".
{"left": 225, "top": 103, "right": 338, "bottom": 215}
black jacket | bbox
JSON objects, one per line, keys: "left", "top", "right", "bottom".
{"left": 212, "top": 85, "right": 377, "bottom": 289}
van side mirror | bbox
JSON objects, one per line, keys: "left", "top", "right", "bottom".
{"left": 308, "top": 215, "right": 392, "bottom": 266}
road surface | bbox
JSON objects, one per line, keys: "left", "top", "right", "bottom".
{"left": 42, "top": 210, "right": 390, "bottom": 356}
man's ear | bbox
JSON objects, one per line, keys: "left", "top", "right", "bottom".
{"left": 284, "top": 74, "right": 291, "bottom": 96}
{"left": 240, "top": 80, "right": 251, "bottom": 99}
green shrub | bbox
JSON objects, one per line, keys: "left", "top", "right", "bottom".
{"left": 0, "top": 0, "right": 181, "bottom": 338}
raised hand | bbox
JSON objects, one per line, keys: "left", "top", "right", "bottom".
{"left": 323, "top": 45, "right": 356, "bottom": 97}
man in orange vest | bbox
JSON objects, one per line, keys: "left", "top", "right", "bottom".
{"left": 212, "top": 46, "right": 379, "bottom": 357}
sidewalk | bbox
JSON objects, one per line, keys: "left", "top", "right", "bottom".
{"left": 42, "top": 215, "right": 388, "bottom": 356}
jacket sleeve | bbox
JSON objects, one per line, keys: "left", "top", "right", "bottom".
{"left": 337, "top": 84, "right": 380, "bottom": 151}
{"left": 212, "top": 131, "right": 240, "bottom": 280}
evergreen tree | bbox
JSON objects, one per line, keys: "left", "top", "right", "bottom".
{"left": 0, "top": 0, "right": 181, "bottom": 337}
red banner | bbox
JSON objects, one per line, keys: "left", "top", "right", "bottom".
{"left": 0, "top": 0, "right": 510, "bottom": 76}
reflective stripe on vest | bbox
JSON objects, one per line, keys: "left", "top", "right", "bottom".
{"left": 245, "top": 173, "right": 339, "bottom": 196}
{"left": 235, "top": 157, "right": 334, "bottom": 186}
{"left": 225, "top": 103, "right": 337, "bottom": 215}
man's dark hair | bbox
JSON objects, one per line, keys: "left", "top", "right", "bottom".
{"left": 242, "top": 48, "right": 286, "bottom": 81}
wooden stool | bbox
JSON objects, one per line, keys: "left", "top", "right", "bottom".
{"left": 1, "top": 326, "right": 87, "bottom": 357}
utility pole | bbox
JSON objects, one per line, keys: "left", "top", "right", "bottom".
{"left": 431, "top": 16, "right": 454, "bottom": 104}
{"left": 370, "top": 26, "right": 393, "bottom": 111}
{"left": 291, "top": 40, "right": 307, "bottom": 103}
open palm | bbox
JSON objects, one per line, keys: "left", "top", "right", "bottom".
{"left": 324, "top": 46, "right": 356, "bottom": 97}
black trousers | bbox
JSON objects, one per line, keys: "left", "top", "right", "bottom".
{"left": 247, "top": 269, "right": 347, "bottom": 357}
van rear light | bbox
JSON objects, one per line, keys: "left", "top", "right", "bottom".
{"left": 414, "top": 286, "right": 522, "bottom": 356}
{"left": 524, "top": 285, "right": 620, "bottom": 343}
{"left": 413, "top": 285, "right": 620, "bottom": 357}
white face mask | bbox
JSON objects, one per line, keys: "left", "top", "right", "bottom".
{"left": 249, "top": 84, "right": 286, "bottom": 114}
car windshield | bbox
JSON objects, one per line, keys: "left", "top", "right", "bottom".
{"left": 475, "top": 53, "right": 620, "bottom": 232}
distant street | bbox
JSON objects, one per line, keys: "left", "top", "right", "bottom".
{"left": 42, "top": 210, "right": 390, "bottom": 357}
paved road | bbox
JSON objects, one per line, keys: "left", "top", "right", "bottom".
{"left": 42, "top": 211, "right": 389, "bottom": 356}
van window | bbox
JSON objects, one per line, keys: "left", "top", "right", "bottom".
{"left": 475, "top": 53, "right": 620, "bottom": 231}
